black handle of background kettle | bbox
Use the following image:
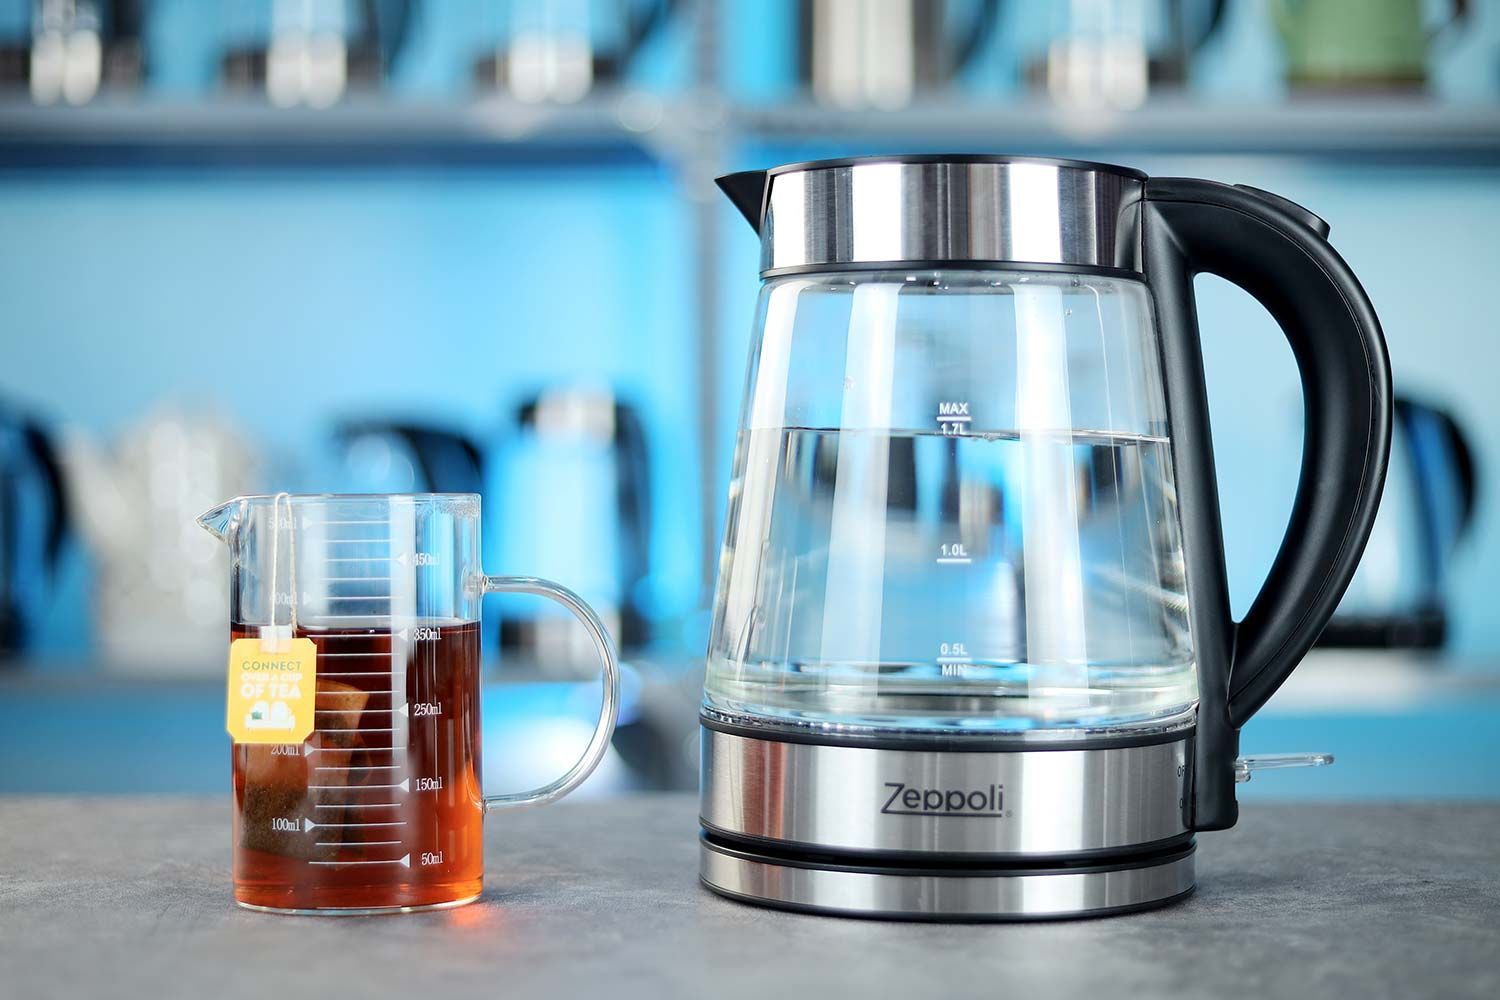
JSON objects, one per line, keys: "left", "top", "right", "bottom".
{"left": 952, "top": 0, "right": 1002, "bottom": 74}
{"left": 1413, "top": 399, "right": 1479, "bottom": 539}
{"left": 1142, "top": 178, "right": 1392, "bottom": 831}
{"left": 21, "top": 419, "right": 69, "bottom": 577}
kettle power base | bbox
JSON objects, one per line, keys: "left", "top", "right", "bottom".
{"left": 698, "top": 718, "right": 1199, "bottom": 920}
{"left": 700, "top": 834, "right": 1196, "bottom": 921}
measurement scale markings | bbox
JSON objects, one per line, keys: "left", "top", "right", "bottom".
{"left": 935, "top": 656, "right": 973, "bottom": 665}
{"left": 314, "top": 764, "right": 403, "bottom": 770}
{"left": 318, "top": 840, "right": 402, "bottom": 847}
{"left": 309, "top": 855, "right": 411, "bottom": 868}
{"left": 304, "top": 631, "right": 398, "bottom": 638}
{"left": 935, "top": 557, "right": 972, "bottom": 564}
{"left": 315, "top": 802, "right": 402, "bottom": 808}
{"left": 937, "top": 415, "right": 972, "bottom": 422}
{"left": 310, "top": 779, "right": 409, "bottom": 791}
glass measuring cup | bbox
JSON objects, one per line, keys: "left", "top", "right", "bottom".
{"left": 198, "top": 493, "right": 619, "bottom": 914}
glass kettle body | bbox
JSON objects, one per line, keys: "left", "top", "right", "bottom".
{"left": 698, "top": 156, "right": 1391, "bottom": 920}
{"left": 706, "top": 268, "right": 1190, "bottom": 735}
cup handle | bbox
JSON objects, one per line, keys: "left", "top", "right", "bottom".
{"left": 478, "top": 575, "right": 620, "bottom": 812}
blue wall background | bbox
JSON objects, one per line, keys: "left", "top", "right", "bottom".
{"left": 3, "top": 0, "right": 1500, "bottom": 658}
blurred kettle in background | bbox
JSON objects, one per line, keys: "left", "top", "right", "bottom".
{"left": 1320, "top": 396, "right": 1478, "bottom": 649}
{"left": 1272, "top": 0, "right": 1469, "bottom": 92}
{"left": 0, "top": 0, "right": 147, "bottom": 103}
{"left": 473, "top": 0, "right": 677, "bottom": 103}
{"left": 800, "top": 0, "right": 998, "bottom": 109}
{"left": 334, "top": 388, "right": 653, "bottom": 667}
{"left": 335, "top": 419, "right": 484, "bottom": 495}
{"left": 0, "top": 404, "right": 69, "bottom": 658}
{"left": 492, "top": 387, "right": 651, "bottom": 670}
{"left": 61, "top": 407, "right": 261, "bottom": 673}
{"left": 1022, "top": 0, "right": 1226, "bottom": 109}
{"left": 221, "top": 0, "right": 413, "bottom": 106}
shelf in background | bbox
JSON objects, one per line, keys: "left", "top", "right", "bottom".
{"left": 3, "top": 95, "right": 1498, "bottom": 168}
{"left": 738, "top": 97, "right": 1500, "bottom": 163}
{"left": 0, "top": 94, "right": 674, "bottom": 168}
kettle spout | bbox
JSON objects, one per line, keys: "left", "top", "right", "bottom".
{"left": 716, "top": 170, "right": 769, "bottom": 234}
{"left": 197, "top": 498, "right": 241, "bottom": 545}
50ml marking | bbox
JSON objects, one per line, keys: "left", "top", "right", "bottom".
{"left": 937, "top": 401, "right": 971, "bottom": 436}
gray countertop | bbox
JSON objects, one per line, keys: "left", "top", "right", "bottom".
{"left": 2, "top": 794, "right": 1498, "bottom": 1000}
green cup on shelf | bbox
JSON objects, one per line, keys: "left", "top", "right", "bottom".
{"left": 1272, "top": 0, "right": 1469, "bottom": 91}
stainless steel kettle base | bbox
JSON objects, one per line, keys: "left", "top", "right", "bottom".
{"left": 700, "top": 835, "right": 1196, "bottom": 921}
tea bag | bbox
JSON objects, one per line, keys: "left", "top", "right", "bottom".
{"left": 238, "top": 678, "right": 371, "bottom": 860}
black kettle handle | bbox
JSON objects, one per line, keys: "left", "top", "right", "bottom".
{"left": 1142, "top": 178, "right": 1392, "bottom": 828}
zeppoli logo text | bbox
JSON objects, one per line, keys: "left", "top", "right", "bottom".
{"left": 881, "top": 782, "right": 1007, "bottom": 818}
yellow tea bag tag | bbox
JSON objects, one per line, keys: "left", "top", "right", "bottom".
{"left": 226, "top": 635, "right": 318, "bottom": 744}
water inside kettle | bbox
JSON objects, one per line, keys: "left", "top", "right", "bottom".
{"left": 705, "top": 425, "right": 1196, "bottom": 734}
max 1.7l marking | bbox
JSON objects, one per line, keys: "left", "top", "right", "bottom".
{"left": 881, "top": 782, "right": 1006, "bottom": 818}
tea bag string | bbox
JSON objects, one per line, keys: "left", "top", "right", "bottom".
{"left": 269, "top": 492, "right": 299, "bottom": 633}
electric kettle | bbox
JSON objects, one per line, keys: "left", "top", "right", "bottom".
{"left": 473, "top": 0, "right": 678, "bottom": 104}
{"left": 1320, "top": 395, "right": 1476, "bottom": 649}
{"left": 0, "top": 404, "right": 69, "bottom": 657}
{"left": 1021, "top": 0, "right": 1227, "bottom": 108}
{"left": 495, "top": 388, "right": 653, "bottom": 661}
{"left": 798, "top": 0, "right": 998, "bottom": 110}
{"left": 701, "top": 155, "right": 1391, "bottom": 919}
{"left": 335, "top": 420, "right": 485, "bottom": 496}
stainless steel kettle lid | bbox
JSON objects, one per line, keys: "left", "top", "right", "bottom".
{"left": 718, "top": 154, "right": 1148, "bottom": 277}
